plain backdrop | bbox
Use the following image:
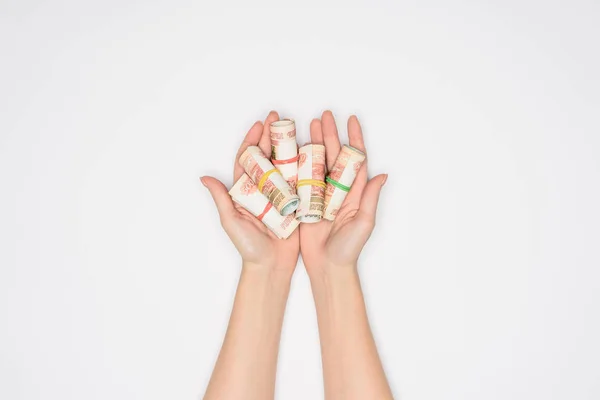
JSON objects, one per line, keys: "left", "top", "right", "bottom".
{"left": 1, "top": 1, "right": 599, "bottom": 399}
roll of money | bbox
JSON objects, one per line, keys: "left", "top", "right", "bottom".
{"left": 229, "top": 174, "right": 299, "bottom": 239}
{"left": 296, "top": 144, "right": 326, "bottom": 223}
{"left": 323, "top": 145, "right": 366, "bottom": 221}
{"left": 239, "top": 145, "right": 300, "bottom": 216}
{"left": 270, "top": 119, "right": 298, "bottom": 190}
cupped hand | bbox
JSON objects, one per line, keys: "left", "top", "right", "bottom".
{"left": 300, "top": 111, "right": 387, "bottom": 276}
{"left": 202, "top": 112, "right": 300, "bottom": 273}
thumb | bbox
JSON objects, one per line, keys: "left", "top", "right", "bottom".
{"left": 201, "top": 176, "right": 236, "bottom": 220}
{"left": 359, "top": 174, "right": 388, "bottom": 219}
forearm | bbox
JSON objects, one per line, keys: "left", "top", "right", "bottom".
{"left": 204, "top": 264, "right": 292, "bottom": 400}
{"left": 309, "top": 265, "right": 393, "bottom": 400}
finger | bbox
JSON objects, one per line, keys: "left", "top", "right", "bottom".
{"left": 322, "top": 110, "right": 341, "bottom": 170}
{"left": 347, "top": 115, "right": 366, "bottom": 153}
{"left": 233, "top": 121, "right": 264, "bottom": 181}
{"left": 201, "top": 176, "right": 237, "bottom": 221}
{"left": 341, "top": 160, "right": 368, "bottom": 209}
{"left": 359, "top": 174, "right": 388, "bottom": 219}
{"left": 347, "top": 115, "right": 368, "bottom": 192}
{"left": 259, "top": 110, "right": 279, "bottom": 157}
{"left": 310, "top": 118, "right": 324, "bottom": 144}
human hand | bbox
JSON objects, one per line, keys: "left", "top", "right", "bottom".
{"left": 202, "top": 112, "right": 300, "bottom": 274}
{"left": 300, "top": 111, "right": 387, "bottom": 276}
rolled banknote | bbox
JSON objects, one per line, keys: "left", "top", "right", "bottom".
{"left": 270, "top": 119, "right": 298, "bottom": 190}
{"left": 239, "top": 145, "right": 300, "bottom": 216}
{"left": 323, "top": 145, "right": 366, "bottom": 221}
{"left": 229, "top": 174, "right": 299, "bottom": 239}
{"left": 295, "top": 144, "right": 326, "bottom": 223}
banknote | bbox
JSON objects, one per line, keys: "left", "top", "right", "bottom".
{"left": 295, "top": 144, "right": 326, "bottom": 223}
{"left": 270, "top": 119, "right": 298, "bottom": 190}
{"left": 323, "top": 145, "right": 366, "bottom": 220}
{"left": 239, "top": 145, "right": 300, "bottom": 216}
{"left": 229, "top": 174, "right": 299, "bottom": 239}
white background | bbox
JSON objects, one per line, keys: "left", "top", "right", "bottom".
{"left": 1, "top": 1, "right": 599, "bottom": 399}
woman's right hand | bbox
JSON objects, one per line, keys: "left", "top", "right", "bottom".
{"left": 202, "top": 112, "right": 300, "bottom": 274}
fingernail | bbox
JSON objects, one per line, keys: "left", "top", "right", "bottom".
{"left": 200, "top": 177, "right": 207, "bottom": 187}
{"left": 381, "top": 174, "right": 388, "bottom": 187}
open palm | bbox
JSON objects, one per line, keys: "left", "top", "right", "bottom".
{"left": 202, "top": 112, "right": 300, "bottom": 272}
{"left": 300, "top": 111, "right": 386, "bottom": 274}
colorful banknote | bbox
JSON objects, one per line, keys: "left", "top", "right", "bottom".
{"left": 323, "top": 145, "right": 366, "bottom": 220}
{"left": 239, "top": 145, "right": 300, "bottom": 216}
{"left": 295, "top": 144, "right": 326, "bottom": 223}
{"left": 270, "top": 119, "right": 298, "bottom": 190}
{"left": 229, "top": 173, "right": 299, "bottom": 239}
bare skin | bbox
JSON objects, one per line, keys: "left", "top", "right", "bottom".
{"left": 300, "top": 111, "right": 393, "bottom": 400}
{"left": 202, "top": 112, "right": 299, "bottom": 274}
{"left": 201, "top": 110, "right": 393, "bottom": 399}
{"left": 202, "top": 112, "right": 298, "bottom": 400}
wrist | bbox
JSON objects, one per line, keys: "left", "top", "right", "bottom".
{"left": 242, "top": 262, "right": 295, "bottom": 285}
{"left": 308, "top": 263, "right": 363, "bottom": 317}
{"left": 307, "top": 262, "right": 359, "bottom": 287}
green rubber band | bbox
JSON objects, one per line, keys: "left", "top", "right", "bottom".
{"left": 326, "top": 176, "right": 351, "bottom": 192}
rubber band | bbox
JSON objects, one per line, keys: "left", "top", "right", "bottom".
{"left": 326, "top": 176, "right": 351, "bottom": 192}
{"left": 258, "top": 169, "right": 278, "bottom": 192}
{"left": 272, "top": 154, "right": 300, "bottom": 165}
{"left": 257, "top": 202, "right": 273, "bottom": 221}
{"left": 296, "top": 179, "right": 326, "bottom": 189}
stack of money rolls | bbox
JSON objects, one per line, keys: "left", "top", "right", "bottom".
{"left": 228, "top": 120, "right": 366, "bottom": 239}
